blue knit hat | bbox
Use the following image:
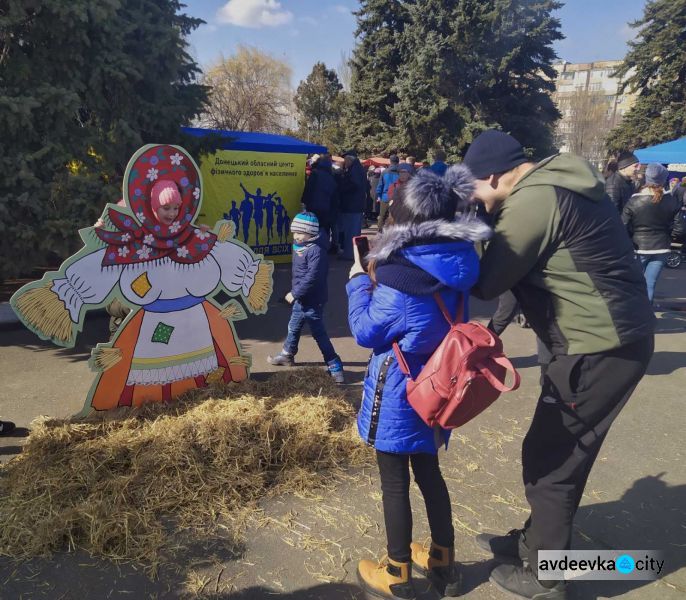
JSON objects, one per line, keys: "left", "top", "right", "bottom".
{"left": 291, "top": 212, "right": 319, "bottom": 236}
{"left": 464, "top": 130, "right": 528, "bottom": 179}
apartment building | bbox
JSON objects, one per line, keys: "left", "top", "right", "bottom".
{"left": 552, "top": 60, "right": 637, "bottom": 157}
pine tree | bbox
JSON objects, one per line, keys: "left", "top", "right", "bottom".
{"left": 345, "top": 0, "right": 561, "bottom": 158}
{"left": 607, "top": 0, "right": 686, "bottom": 152}
{"left": 294, "top": 62, "right": 344, "bottom": 142}
{"left": 0, "top": 0, "right": 208, "bottom": 280}
{"left": 344, "top": 0, "right": 412, "bottom": 154}
{"left": 393, "top": 0, "right": 562, "bottom": 158}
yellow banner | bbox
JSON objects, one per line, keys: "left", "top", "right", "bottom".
{"left": 197, "top": 150, "right": 306, "bottom": 262}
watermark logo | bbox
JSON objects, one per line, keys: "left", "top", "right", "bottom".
{"left": 615, "top": 554, "right": 636, "bottom": 575}
{"left": 538, "top": 550, "right": 664, "bottom": 581}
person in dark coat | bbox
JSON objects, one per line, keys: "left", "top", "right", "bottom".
{"left": 622, "top": 163, "right": 682, "bottom": 303}
{"left": 465, "top": 130, "right": 654, "bottom": 600}
{"left": 337, "top": 151, "right": 366, "bottom": 260}
{"left": 367, "top": 166, "right": 380, "bottom": 220}
{"left": 347, "top": 166, "right": 491, "bottom": 599}
{"left": 301, "top": 155, "right": 339, "bottom": 250}
{"left": 268, "top": 212, "right": 344, "bottom": 383}
{"left": 604, "top": 151, "right": 639, "bottom": 212}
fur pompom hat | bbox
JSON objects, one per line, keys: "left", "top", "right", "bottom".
{"left": 389, "top": 164, "right": 475, "bottom": 224}
{"left": 370, "top": 164, "right": 491, "bottom": 262}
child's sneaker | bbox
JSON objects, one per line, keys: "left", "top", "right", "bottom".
{"left": 268, "top": 351, "right": 294, "bottom": 366}
{"left": 327, "top": 358, "right": 345, "bottom": 384}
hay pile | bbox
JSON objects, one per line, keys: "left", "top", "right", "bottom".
{"left": 0, "top": 369, "right": 368, "bottom": 575}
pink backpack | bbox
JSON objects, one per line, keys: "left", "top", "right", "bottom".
{"left": 393, "top": 293, "right": 520, "bottom": 429}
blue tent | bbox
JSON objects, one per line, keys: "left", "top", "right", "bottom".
{"left": 634, "top": 137, "right": 686, "bottom": 164}
{"left": 182, "top": 127, "right": 327, "bottom": 155}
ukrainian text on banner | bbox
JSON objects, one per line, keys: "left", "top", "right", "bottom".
{"left": 198, "top": 150, "right": 306, "bottom": 263}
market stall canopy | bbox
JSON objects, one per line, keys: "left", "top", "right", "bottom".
{"left": 635, "top": 137, "right": 686, "bottom": 165}
{"left": 182, "top": 127, "right": 327, "bottom": 155}
{"left": 362, "top": 156, "right": 423, "bottom": 168}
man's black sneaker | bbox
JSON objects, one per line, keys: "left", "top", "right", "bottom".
{"left": 475, "top": 528, "right": 529, "bottom": 563}
{"left": 0, "top": 420, "right": 16, "bottom": 436}
{"left": 490, "top": 564, "right": 567, "bottom": 599}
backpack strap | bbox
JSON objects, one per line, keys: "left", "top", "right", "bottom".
{"left": 393, "top": 291, "right": 464, "bottom": 379}
{"left": 477, "top": 356, "right": 521, "bottom": 392}
{"left": 392, "top": 341, "right": 411, "bottom": 377}
{"left": 433, "top": 292, "right": 464, "bottom": 325}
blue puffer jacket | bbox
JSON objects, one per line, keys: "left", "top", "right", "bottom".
{"left": 376, "top": 165, "right": 399, "bottom": 202}
{"left": 291, "top": 231, "right": 329, "bottom": 306}
{"left": 346, "top": 218, "right": 491, "bottom": 454}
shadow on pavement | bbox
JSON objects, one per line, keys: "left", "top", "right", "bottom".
{"left": 220, "top": 583, "right": 365, "bottom": 599}
{"left": 645, "top": 351, "right": 686, "bottom": 375}
{"left": 570, "top": 474, "right": 686, "bottom": 599}
{"left": 0, "top": 311, "right": 110, "bottom": 362}
{"left": 653, "top": 311, "right": 686, "bottom": 334}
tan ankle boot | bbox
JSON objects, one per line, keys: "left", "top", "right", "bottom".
{"left": 357, "top": 556, "right": 415, "bottom": 599}
{"left": 410, "top": 541, "right": 461, "bottom": 597}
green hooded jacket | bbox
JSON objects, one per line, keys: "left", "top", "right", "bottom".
{"left": 474, "top": 153, "right": 655, "bottom": 355}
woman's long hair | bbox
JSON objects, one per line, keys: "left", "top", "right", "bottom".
{"left": 643, "top": 184, "right": 664, "bottom": 204}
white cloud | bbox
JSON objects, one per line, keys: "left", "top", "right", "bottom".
{"left": 332, "top": 4, "right": 350, "bottom": 15}
{"left": 217, "top": 0, "right": 293, "bottom": 29}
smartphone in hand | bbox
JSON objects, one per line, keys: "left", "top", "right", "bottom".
{"left": 353, "top": 235, "right": 370, "bottom": 269}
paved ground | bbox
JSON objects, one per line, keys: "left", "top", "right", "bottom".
{"left": 1, "top": 239, "right": 685, "bottom": 599}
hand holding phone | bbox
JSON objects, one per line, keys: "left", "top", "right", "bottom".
{"left": 353, "top": 236, "right": 370, "bottom": 264}
{"left": 351, "top": 236, "right": 370, "bottom": 278}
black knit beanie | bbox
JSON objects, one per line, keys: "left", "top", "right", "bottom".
{"left": 617, "top": 151, "right": 639, "bottom": 170}
{"left": 463, "top": 130, "right": 528, "bottom": 179}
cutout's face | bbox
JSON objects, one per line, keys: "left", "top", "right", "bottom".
{"left": 155, "top": 203, "right": 180, "bottom": 225}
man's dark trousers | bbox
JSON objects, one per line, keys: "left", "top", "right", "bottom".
{"left": 521, "top": 335, "right": 654, "bottom": 567}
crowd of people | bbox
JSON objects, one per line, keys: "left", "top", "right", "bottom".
{"left": 299, "top": 151, "right": 451, "bottom": 258}
{"left": 266, "top": 131, "right": 684, "bottom": 600}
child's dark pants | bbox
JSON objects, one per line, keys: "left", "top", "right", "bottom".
{"left": 376, "top": 450, "right": 455, "bottom": 563}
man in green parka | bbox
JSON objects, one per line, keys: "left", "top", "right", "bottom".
{"left": 465, "top": 130, "right": 655, "bottom": 600}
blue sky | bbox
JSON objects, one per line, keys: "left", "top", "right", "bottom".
{"left": 185, "top": 0, "right": 648, "bottom": 86}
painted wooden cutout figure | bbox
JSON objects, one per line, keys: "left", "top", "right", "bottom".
{"left": 11, "top": 144, "right": 273, "bottom": 414}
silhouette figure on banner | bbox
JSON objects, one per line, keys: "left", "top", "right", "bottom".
{"left": 265, "top": 192, "right": 277, "bottom": 244}
{"left": 275, "top": 197, "right": 291, "bottom": 243}
{"left": 240, "top": 183, "right": 268, "bottom": 245}
{"left": 223, "top": 200, "right": 241, "bottom": 239}
{"left": 225, "top": 184, "right": 290, "bottom": 246}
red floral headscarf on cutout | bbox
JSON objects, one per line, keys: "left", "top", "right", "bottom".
{"left": 95, "top": 144, "right": 217, "bottom": 266}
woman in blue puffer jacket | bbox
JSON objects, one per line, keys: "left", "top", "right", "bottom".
{"left": 347, "top": 166, "right": 491, "bottom": 600}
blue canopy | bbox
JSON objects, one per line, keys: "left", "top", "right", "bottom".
{"left": 635, "top": 137, "right": 686, "bottom": 165}
{"left": 182, "top": 127, "right": 327, "bottom": 155}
